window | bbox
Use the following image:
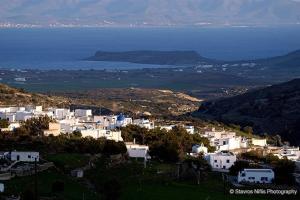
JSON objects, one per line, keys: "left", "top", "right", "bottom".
{"left": 248, "top": 177, "right": 255, "bottom": 180}
{"left": 223, "top": 166, "right": 226, "bottom": 169}
{"left": 226, "top": 159, "right": 230, "bottom": 163}
{"left": 223, "top": 141, "right": 226, "bottom": 145}
{"left": 241, "top": 173, "right": 245, "bottom": 177}
{"left": 28, "top": 155, "right": 31, "bottom": 158}
{"left": 214, "top": 160, "right": 217, "bottom": 163}
{"left": 261, "top": 177, "right": 268, "bottom": 181}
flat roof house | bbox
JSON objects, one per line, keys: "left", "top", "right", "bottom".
{"left": 10, "top": 151, "right": 39, "bottom": 162}
{"left": 238, "top": 169, "right": 274, "bottom": 184}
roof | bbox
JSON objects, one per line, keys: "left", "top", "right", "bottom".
{"left": 243, "top": 169, "right": 273, "bottom": 173}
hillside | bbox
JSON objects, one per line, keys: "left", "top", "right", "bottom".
{"left": 87, "top": 50, "right": 212, "bottom": 65}
{"left": 256, "top": 50, "right": 300, "bottom": 68}
{"left": 0, "top": 83, "right": 201, "bottom": 116}
{"left": 194, "top": 79, "right": 300, "bottom": 145}
{"left": 55, "top": 88, "right": 202, "bottom": 116}
{"left": 0, "top": 84, "right": 69, "bottom": 107}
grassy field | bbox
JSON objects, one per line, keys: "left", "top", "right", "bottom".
{"left": 86, "top": 159, "right": 294, "bottom": 200}
{"left": 45, "top": 153, "right": 90, "bottom": 170}
{"left": 2, "top": 169, "right": 99, "bottom": 200}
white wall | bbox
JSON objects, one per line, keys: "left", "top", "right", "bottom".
{"left": 238, "top": 169, "right": 274, "bottom": 184}
{"left": 11, "top": 152, "right": 39, "bottom": 162}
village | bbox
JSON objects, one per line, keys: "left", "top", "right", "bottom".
{"left": 0, "top": 105, "right": 300, "bottom": 199}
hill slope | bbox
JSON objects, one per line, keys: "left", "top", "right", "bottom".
{"left": 0, "top": 84, "right": 69, "bottom": 107}
{"left": 194, "top": 79, "right": 300, "bottom": 145}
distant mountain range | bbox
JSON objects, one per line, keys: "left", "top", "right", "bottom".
{"left": 1, "top": 0, "right": 300, "bottom": 27}
{"left": 194, "top": 79, "right": 300, "bottom": 145}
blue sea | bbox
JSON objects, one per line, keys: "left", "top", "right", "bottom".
{"left": 0, "top": 27, "right": 300, "bottom": 70}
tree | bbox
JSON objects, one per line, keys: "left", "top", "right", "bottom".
{"left": 229, "top": 160, "right": 250, "bottom": 176}
{"left": 0, "top": 119, "right": 9, "bottom": 128}
{"left": 243, "top": 126, "right": 253, "bottom": 135}
{"left": 52, "top": 180, "right": 65, "bottom": 193}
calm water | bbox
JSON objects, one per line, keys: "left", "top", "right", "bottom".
{"left": 0, "top": 27, "right": 300, "bottom": 70}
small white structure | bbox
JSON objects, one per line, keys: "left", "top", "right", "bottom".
{"left": 115, "top": 114, "right": 132, "bottom": 127}
{"left": 0, "top": 112, "right": 16, "bottom": 123}
{"left": 80, "top": 129, "right": 123, "bottom": 142}
{"left": 133, "top": 119, "right": 154, "bottom": 129}
{"left": 71, "top": 169, "right": 84, "bottom": 178}
{"left": 192, "top": 143, "right": 208, "bottom": 154}
{"left": 126, "top": 142, "right": 150, "bottom": 159}
{"left": 216, "top": 137, "right": 241, "bottom": 151}
{"left": 274, "top": 146, "right": 300, "bottom": 161}
{"left": 252, "top": 138, "right": 267, "bottom": 147}
{"left": 205, "top": 151, "right": 236, "bottom": 170}
{"left": 75, "top": 109, "right": 92, "bottom": 117}
{"left": 238, "top": 169, "right": 274, "bottom": 184}
{"left": 0, "top": 183, "right": 4, "bottom": 193}
{"left": 185, "top": 126, "right": 194, "bottom": 134}
{"left": 10, "top": 151, "right": 39, "bottom": 162}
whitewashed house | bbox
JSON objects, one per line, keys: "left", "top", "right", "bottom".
{"left": 115, "top": 114, "right": 132, "bottom": 127}
{"left": 274, "top": 146, "right": 300, "bottom": 161}
{"left": 133, "top": 119, "right": 154, "bottom": 129}
{"left": 80, "top": 128, "right": 123, "bottom": 142}
{"left": 0, "top": 112, "right": 15, "bottom": 122}
{"left": 252, "top": 138, "right": 267, "bottom": 147}
{"left": 185, "top": 126, "right": 195, "bottom": 134}
{"left": 192, "top": 144, "right": 208, "bottom": 154}
{"left": 75, "top": 109, "right": 92, "bottom": 117}
{"left": 126, "top": 142, "right": 150, "bottom": 159}
{"left": 238, "top": 169, "right": 274, "bottom": 184}
{"left": 205, "top": 151, "right": 236, "bottom": 170}
{"left": 216, "top": 137, "right": 241, "bottom": 151}
{"left": 16, "top": 111, "right": 33, "bottom": 121}
{"left": 10, "top": 151, "right": 39, "bottom": 162}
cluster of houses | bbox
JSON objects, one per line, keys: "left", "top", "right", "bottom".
{"left": 190, "top": 128, "right": 300, "bottom": 184}
{"left": 0, "top": 106, "right": 194, "bottom": 142}
{"left": 1, "top": 105, "right": 300, "bottom": 186}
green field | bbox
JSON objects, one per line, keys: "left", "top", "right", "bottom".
{"left": 45, "top": 153, "right": 90, "bottom": 170}
{"left": 2, "top": 169, "right": 99, "bottom": 200}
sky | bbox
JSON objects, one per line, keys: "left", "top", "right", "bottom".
{"left": 0, "top": 0, "right": 300, "bottom": 26}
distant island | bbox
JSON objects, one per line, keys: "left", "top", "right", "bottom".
{"left": 86, "top": 50, "right": 213, "bottom": 65}
{"left": 86, "top": 49, "right": 300, "bottom": 67}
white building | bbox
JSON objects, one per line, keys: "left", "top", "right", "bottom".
{"left": 126, "top": 142, "right": 150, "bottom": 159}
{"left": 274, "top": 146, "right": 300, "bottom": 161}
{"left": 52, "top": 108, "right": 73, "bottom": 120}
{"left": 215, "top": 137, "right": 242, "bottom": 151}
{"left": 185, "top": 126, "right": 195, "bottom": 134}
{"left": 252, "top": 138, "right": 267, "bottom": 147}
{"left": 205, "top": 151, "right": 236, "bottom": 170}
{"left": 75, "top": 109, "right": 92, "bottom": 117}
{"left": 16, "top": 111, "right": 33, "bottom": 121}
{"left": 238, "top": 169, "right": 274, "bottom": 184}
{"left": 115, "top": 114, "right": 132, "bottom": 128}
{"left": 10, "top": 151, "right": 39, "bottom": 162}
{"left": 0, "top": 112, "right": 15, "bottom": 122}
{"left": 133, "top": 119, "right": 154, "bottom": 129}
{"left": 192, "top": 144, "right": 208, "bottom": 154}
{"left": 80, "top": 128, "right": 123, "bottom": 142}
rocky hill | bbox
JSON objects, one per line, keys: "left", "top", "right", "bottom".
{"left": 0, "top": 84, "right": 69, "bottom": 107}
{"left": 194, "top": 79, "right": 300, "bottom": 145}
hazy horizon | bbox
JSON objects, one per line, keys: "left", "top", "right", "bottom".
{"left": 1, "top": 0, "right": 300, "bottom": 27}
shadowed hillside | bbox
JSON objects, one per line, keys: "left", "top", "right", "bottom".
{"left": 194, "top": 79, "right": 300, "bottom": 145}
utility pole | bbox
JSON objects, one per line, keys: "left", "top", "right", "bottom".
{"left": 34, "top": 157, "right": 38, "bottom": 200}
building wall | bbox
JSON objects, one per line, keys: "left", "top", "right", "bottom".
{"left": 11, "top": 152, "right": 39, "bottom": 162}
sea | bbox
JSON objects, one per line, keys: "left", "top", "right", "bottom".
{"left": 0, "top": 26, "right": 300, "bottom": 70}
